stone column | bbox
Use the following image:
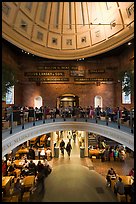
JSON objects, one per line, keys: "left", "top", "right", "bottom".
{"left": 84, "top": 131, "right": 88, "bottom": 157}
{"left": 50, "top": 132, "right": 54, "bottom": 157}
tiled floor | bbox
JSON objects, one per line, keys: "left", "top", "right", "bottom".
{"left": 39, "top": 139, "right": 134, "bottom": 202}
{"left": 92, "top": 153, "right": 134, "bottom": 178}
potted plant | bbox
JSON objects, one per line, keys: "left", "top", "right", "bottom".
{"left": 2, "top": 62, "right": 17, "bottom": 100}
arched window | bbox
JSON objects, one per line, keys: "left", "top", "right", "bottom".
{"left": 122, "top": 72, "right": 131, "bottom": 104}
{"left": 94, "top": 96, "right": 102, "bottom": 109}
{"left": 34, "top": 96, "right": 42, "bottom": 108}
{"left": 6, "top": 85, "right": 14, "bottom": 104}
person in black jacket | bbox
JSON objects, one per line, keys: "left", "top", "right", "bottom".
{"left": 60, "top": 139, "right": 65, "bottom": 156}
{"left": 28, "top": 160, "right": 36, "bottom": 175}
{"left": 66, "top": 141, "right": 72, "bottom": 158}
{"left": 28, "top": 147, "right": 35, "bottom": 159}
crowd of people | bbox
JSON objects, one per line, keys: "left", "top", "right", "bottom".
{"left": 3, "top": 155, "right": 52, "bottom": 202}
{"left": 3, "top": 104, "right": 133, "bottom": 125}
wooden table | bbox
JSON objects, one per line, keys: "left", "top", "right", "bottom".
{"left": 2, "top": 121, "right": 9, "bottom": 129}
{"left": 13, "top": 159, "right": 45, "bottom": 168}
{"left": 13, "top": 160, "right": 25, "bottom": 168}
{"left": 110, "top": 175, "right": 133, "bottom": 196}
{"left": 40, "top": 134, "right": 46, "bottom": 145}
{"left": 14, "top": 169, "right": 21, "bottom": 177}
{"left": 89, "top": 149, "right": 104, "bottom": 158}
{"left": 2, "top": 176, "right": 14, "bottom": 195}
{"left": 22, "top": 175, "right": 35, "bottom": 188}
{"left": 30, "top": 137, "right": 38, "bottom": 145}
{"left": 119, "top": 175, "right": 133, "bottom": 187}
{"left": 2, "top": 176, "right": 11, "bottom": 189}
{"left": 16, "top": 148, "right": 29, "bottom": 154}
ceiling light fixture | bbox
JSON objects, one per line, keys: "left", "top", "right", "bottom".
{"left": 128, "top": 42, "right": 132, "bottom": 46}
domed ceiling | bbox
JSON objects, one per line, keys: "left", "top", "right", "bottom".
{"left": 2, "top": 2, "right": 134, "bottom": 60}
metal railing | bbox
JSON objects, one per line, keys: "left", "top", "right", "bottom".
{"left": 2, "top": 108, "right": 134, "bottom": 135}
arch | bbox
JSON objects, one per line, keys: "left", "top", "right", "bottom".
{"left": 57, "top": 93, "right": 79, "bottom": 108}
{"left": 2, "top": 122, "right": 133, "bottom": 157}
{"left": 34, "top": 96, "right": 42, "bottom": 108}
{"left": 94, "top": 95, "right": 102, "bottom": 109}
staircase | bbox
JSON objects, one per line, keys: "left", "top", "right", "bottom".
{"left": 88, "top": 133, "right": 98, "bottom": 148}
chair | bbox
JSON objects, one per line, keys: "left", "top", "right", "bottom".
{"left": 110, "top": 180, "right": 116, "bottom": 193}
{"left": 22, "top": 192, "right": 30, "bottom": 202}
{"left": 117, "top": 193, "right": 126, "bottom": 202}
{"left": 126, "top": 194, "right": 131, "bottom": 202}
{"left": 15, "top": 153, "right": 20, "bottom": 160}
{"left": 91, "top": 156, "right": 96, "bottom": 162}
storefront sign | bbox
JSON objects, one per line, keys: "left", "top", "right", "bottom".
{"left": 37, "top": 66, "right": 78, "bottom": 70}
{"left": 89, "top": 69, "right": 105, "bottom": 73}
{"left": 70, "top": 70, "right": 85, "bottom": 77}
{"left": 74, "top": 78, "right": 113, "bottom": 82}
{"left": 24, "top": 72, "right": 64, "bottom": 76}
{"left": 28, "top": 78, "right": 69, "bottom": 82}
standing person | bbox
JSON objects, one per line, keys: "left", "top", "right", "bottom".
{"left": 73, "top": 131, "right": 76, "bottom": 143}
{"left": 106, "top": 167, "right": 116, "bottom": 186}
{"left": 2, "top": 160, "right": 7, "bottom": 176}
{"left": 114, "top": 177, "right": 125, "bottom": 195}
{"left": 66, "top": 141, "right": 72, "bottom": 159}
{"left": 60, "top": 139, "right": 65, "bottom": 156}
{"left": 67, "top": 131, "right": 72, "bottom": 142}
{"left": 89, "top": 106, "right": 94, "bottom": 119}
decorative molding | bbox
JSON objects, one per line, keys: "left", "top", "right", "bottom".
{"left": 66, "top": 39, "right": 72, "bottom": 45}
{"left": 52, "top": 37, "right": 57, "bottom": 45}
{"left": 126, "top": 3, "right": 134, "bottom": 18}
{"left": 2, "top": 122, "right": 134, "bottom": 157}
{"left": 95, "top": 30, "right": 100, "bottom": 38}
{"left": 2, "top": 3, "right": 11, "bottom": 16}
{"left": 81, "top": 36, "right": 86, "bottom": 43}
{"left": 2, "top": 2, "right": 134, "bottom": 59}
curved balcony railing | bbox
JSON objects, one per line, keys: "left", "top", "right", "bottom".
{"left": 2, "top": 109, "right": 134, "bottom": 140}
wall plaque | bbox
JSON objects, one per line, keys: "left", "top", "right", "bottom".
{"left": 74, "top": 78, "right": 113, "bottom": 82}
{"left": 24, "top": 72, "right": 64, "bottom": 76}
{"left": 28, "top": 78, "right": 69, "bottom": 82}
{"left": 70, "top": 70, "right": 85, "bottom": 77}
{"left": 89, "top": 69, "right": 105, "bottom": 73}
{"left": 37, "top": 66, "right": 78, "bottom": 70}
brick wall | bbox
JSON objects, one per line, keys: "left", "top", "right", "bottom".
{"left": 2, "top": 39, "right": 134, "bottom": 110}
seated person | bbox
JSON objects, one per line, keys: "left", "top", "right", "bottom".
{"left": 28, "top": 160, "right": 36, "bottom": 175}
{"left": 128, "top": 167, "right": 134, "bottom": 177}
{"left": 45, "top": 148, "right": 52, "bottom": 160}
{"left": 7, "top": 163, "right": 15, "bottom": 176}
{"left": 114, "top": 177, "right": 125, "bottom": 195}
{"left": 14, "top": 178, "right": 23, "bottom": 201}
{"left": 23, "top": 158, "right": 29, "bottom": 168}
{"left": 106, "top": 167, "right": 116, "bottom": 186}
{"left": 43, "top": 164, "right": 52, "bottom": 177}
{"left": 36, "top": 160, "right": 44, "bottom": 173}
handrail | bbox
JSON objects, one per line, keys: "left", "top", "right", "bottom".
{"left": 2, "top": 119, "right": 134, "bottom": 157}
{"left": 2, "top": 108, "right": 134, "bottom": 135}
